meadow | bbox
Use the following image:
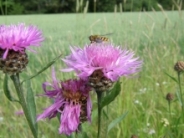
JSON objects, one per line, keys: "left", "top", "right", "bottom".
{"left": 0, "top": 11, "right": 184, "bottom": 138}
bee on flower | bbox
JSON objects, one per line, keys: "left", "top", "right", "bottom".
{"left": 62, "top": 43, "right": 143, "bottom": 92}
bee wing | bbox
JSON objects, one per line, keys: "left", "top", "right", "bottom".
{"left": 101, "top": 33, "right": 113, "bottom": 36}
{"left": 95, "top": 38, "right": 103, "bottom": 43}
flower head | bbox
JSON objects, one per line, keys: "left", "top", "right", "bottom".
{"left": 174, "top": 61, "right": 184, "bottom": 73}
{"left": 0, "top": 23, "right": 44, "bottom": 59}
{"left": 63, "top": 43, "right": 142, "bottom": 81}
{"left": 62, "top": 43, "right": 142, "bottom": 91}
{"left": 37, "top": 69, "right": 92, "bottom": 135}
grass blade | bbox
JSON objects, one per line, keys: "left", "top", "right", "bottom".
{"left": 21, "top": 54, "right": 62, "bottom": 84}
{"left": 107, "top": 111, "right": 128, "bottom": 133}
{"left": 164, "top": 72, "right": 178, "bottom": 83}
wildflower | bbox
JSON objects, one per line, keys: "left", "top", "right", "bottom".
{"left": 174, "top": 61, "right": 184, "bottom": 73}
{"left": 134, "top": 100, "right": 142, "bottom": 105}
{"left": 166, "top": 93, "right": 174, "bottom": 102}
{"left": 37, "top": 69, "right": 92, "bottom": 136}
{"left": 0, "top": 117, "right": 3, "bottom": 122}
{"left": 15, "top": 110, "right": 24, "bottom": 116}
{"left": 148, "top": 129, "right": 155, "bottom": 135}
{"left": 0, "top": 23, "right": 44, "bottom": 74}
{"left": 62, "top": 43, "right": 142, "bottom": 92}
{"left": 161, "top": 118, "right": 169, "bottom": 127}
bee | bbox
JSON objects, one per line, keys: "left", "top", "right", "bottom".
{"left": 89, "top": 33, "right": 112, "bottom": 43}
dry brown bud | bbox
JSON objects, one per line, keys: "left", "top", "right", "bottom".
{"left": 166, "top": 93, "right": 174, "bottom": 101}
{"left": 131, "top": 135, "right": 138, "bottom": 138}
{"left": 174, "top": 61, "right": 184, "bottom": 72}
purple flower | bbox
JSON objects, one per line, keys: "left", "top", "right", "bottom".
{"left": 0, "top": 23, "right": 44, "bottom": 59}
{"left": 62, "top": 43, "right": 143, "bottom": 82}
{"left": 37, "top": 69, "right": 92, "bottom": 136}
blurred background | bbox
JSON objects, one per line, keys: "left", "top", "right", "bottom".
{"left": 0, "top": 0, "right": 183, "bottom": 15}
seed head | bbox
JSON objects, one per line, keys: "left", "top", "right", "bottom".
{"left": 0, "top": 49, "right": 28, "bottom": 75}
{"left": 89, "top": 70, "right": 113, "bottom": 92}
{"left": 166, "top": 93, "right": 174, "bottom": 101}
{"left": 174, "top": 61, "right": 184, "bottom": 72}
{"left": 131, "top": 135, "right": 138, "bottom": 138}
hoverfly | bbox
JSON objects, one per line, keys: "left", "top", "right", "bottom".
{"left": 89, "top": 33, "right": 112, "bottom": 43}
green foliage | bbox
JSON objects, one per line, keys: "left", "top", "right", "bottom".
{"left": 107, "top": 111, "right": 128, "bottom": 133}
{"left": 101, "top": 81, "right": 121, "bottom": 109}
{"left": 3, "top": 74, "right": 19, "bottom": 102}
{"left": 21, "top": 54, "right": 62, "bottom": 85}
{"left": 0, "top": 0, "right": 184, "bottom": 14}
{"left": 25, "top": 80, "right": 38, "bottom": 137}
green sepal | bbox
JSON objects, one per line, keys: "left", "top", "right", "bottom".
{"left": 101, "top": 81, "right": 121, "bottom": 109}
{"left": 107, "top": 111, "right": 128, "bottom": 133}
{"left": 3, "top": 74, "right": 19, "bottom": 102}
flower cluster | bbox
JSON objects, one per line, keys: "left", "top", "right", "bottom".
{"left": 38, "top": 42, "right": 142, "bottom": 135}
{"left": 1, "top": 23, "right": 143, "bottom": 137}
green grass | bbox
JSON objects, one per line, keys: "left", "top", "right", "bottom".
{"left": 0, "top": 11, "right": 184, "bottom": 138}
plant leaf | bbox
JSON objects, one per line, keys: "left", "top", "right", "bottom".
{"left": 176, "top": 90, "right": 182, "bottom": 106}
{"left": 21, "top": 54, "right": 62, "bottom": 84}
{"left": 107, "top": 111, "right": 128, "bottom": 133}
{"left": 3, "top": 74, "right": 19, "bottom": 102}
{"left": 101, "top": 81, "right": 121, "bottom": 109}
{"left": 77, "top": 132, "right": 89, "bottom": 138}
{"left": 103, "top": 110, "right": 109, "bottom": 119}
{"left": 164, "top": 72, "right": 178, "bottom": 83}
{"left": 26, "top": 80, "right": 38, "bottom": 136}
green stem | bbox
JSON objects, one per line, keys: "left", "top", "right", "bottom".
{"left": 168, "top": 101, "right": 171, "bottom": 119}
{"left": 10, "top": 74, "right": 37, "bottom": 138}
{"left": 105, "top": 91, "right": 109, "bottom": 138}
{"left": 177, "top": 72, "right": 184, "bottom": 112}
{"left": 96, "top": 91, "right": 102, "bottom": 138}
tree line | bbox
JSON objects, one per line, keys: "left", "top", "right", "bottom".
{"left": 0, "top": 0, "right": 183, "bottom": 15}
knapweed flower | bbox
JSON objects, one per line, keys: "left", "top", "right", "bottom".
{"left": 174, "top": 61, "right": 184, "bottom": 73}
{"left": 37, "top": 69, "right": 92, "bottom": 135}
{"left": 0, "top": 23, "right": 44, "bottom": 74}
{"left": 166, "top": 92, "right": 174, "bottom": 102}
{"left": 62, "top": 43, "right": 142, "bottom": 92}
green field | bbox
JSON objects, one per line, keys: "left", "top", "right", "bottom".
{"left": 0, "top": 11, "right": 184, "bottom": 138}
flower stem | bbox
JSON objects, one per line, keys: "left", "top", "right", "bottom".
{"left": 168, "top": 101, "right": 171, "bottom": 119}
{"left": 10, "top": 74, "right": 37, "bottom": 138}
{"left": 177, "top": 72, "right": 184, "bottom": 112}
{"left": 96, "top": 91, "right": 102, "bottom": 138}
